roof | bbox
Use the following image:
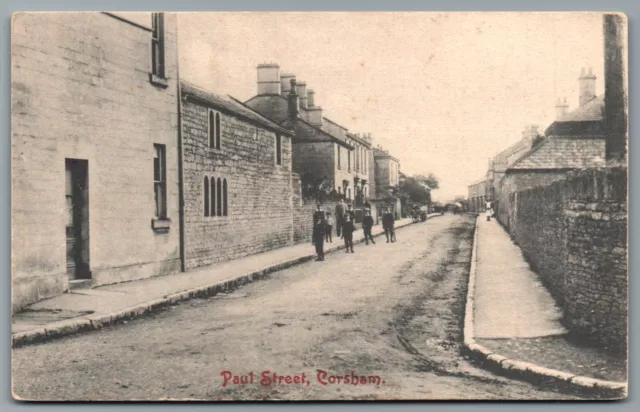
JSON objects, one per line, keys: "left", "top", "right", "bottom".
{"left": 490, "top": 137, "right": 533, "bottom": 172}
{"left": 373, "top": 147, "right": 399, "bottom": 162}
{"left": 181, "top": 81, "right": 293, "bottom": 136}
{"left": 507, "top": 136, "right": 606, "bottom": 171}
{"left": 556, "top": 95, "right": 604, "bottom": 122}
{"left": 280, "top": 117, "right": 354, "bottom": 149}
{"left": 468, "top": 178, "right": 486, "bottom": 187}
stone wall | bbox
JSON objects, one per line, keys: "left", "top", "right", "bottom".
{"left": 11, "top": 13, "right": 181, "bottom": 311}
{"left": 181, "top": 97, "right": 294, "bottom": 269}
{"left": 291, "top": 174, "right": 340, "bottom": 244}
{"left": 502, "top": 167, "right": 627, "bottom": 353}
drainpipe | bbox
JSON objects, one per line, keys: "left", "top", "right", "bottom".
{"left": 175, "top": 17, "right": 186, "bottom": 272}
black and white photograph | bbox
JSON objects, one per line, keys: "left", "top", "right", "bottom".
{"left": 10, "top": 11, "right": 628, "bottom": 401}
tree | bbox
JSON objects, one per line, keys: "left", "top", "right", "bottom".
{"left": 397, "top": 173, "right": 440, "bottom": 211}
{"left": 300, "top": 173, "right": 342, "bottom": 203}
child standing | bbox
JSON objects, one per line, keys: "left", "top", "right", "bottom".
{"left": 325, "top": 212, "right": 334, "bottom": 243}
{"left": 312, "top": 214, "right": 326, "bottom": 261}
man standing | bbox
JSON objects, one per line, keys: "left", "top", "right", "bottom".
{"left": 312, "top": 204, "right": 325, "bottom": 245}
{"left": 312, "top": 213, "right": 326, "bottom": 261}
{"left": 362, "top": 209, "right": 375, "bottom": 245}
{"left": 335, "top": 199, "right": 346, "bottom": 239}
{"left": 342, "top": 214, "right": 357, "bottom": 253}
{"left": 382, "top": 208, "right": 396, "bottom": 243}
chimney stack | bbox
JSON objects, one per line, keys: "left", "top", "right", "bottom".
{"left": 296, "top": 81, "right": 308, "bottom": 109}
{"left": 257, "top": 63, "right": 281, "bottom": 95}
{"left": 287, "top": 79, "right": 299, "bottom": 122}
{"left": 307, "top": 89, "right": 316, "bottom": 107}
{"left": 280, "top": 73, "right": 296, "bottom": 96}
{"left": 555, "top": 97, "right": 569, "bottom": 119}
{"left": 578, "top": 66, "right": 597, "bottom": 107}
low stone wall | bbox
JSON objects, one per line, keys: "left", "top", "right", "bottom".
{"left": 503, "top": 167, "right": 627, "bottom": 354}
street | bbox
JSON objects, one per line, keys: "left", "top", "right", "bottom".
{"left": 12, "top": 214, "right": 573, "bottom": 400}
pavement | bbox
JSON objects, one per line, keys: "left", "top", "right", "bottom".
{"left": 464, "top": 215, "right": 627, "bottom": 398}
{"left": 473, "top": 215, "right": 566, "bottom": 339}
{"left": 12, "top": 214, "right": 440, "bottom": 346}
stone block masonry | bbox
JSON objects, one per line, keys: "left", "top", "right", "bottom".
{"left": 181, "top": 96, "right": 294, "bottom": 269}
{"left": 11, "top": 13, "right": 181, "bottom": 312}
{"left": 501, "top": 167, "right": 627, "bottom": 353}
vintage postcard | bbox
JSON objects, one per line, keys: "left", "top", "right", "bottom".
{"left": 10, "top": 12, "right": 628, "bottom": 401}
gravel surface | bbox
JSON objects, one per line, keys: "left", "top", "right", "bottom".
{"left": 12, "top": 215, "right": 578, "bottom": 401}
{"left": 477, "top": 336, "right": 627, "bottom": 382}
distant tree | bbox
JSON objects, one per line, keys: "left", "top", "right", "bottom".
{"left": 398, "top": 173, "right": 440, "bottom": 211}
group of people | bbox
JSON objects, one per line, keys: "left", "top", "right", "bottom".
{"left": 311, "top": 200, "right": 396, "bottom": 261}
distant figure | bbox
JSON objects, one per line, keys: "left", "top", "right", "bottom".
{"left": 335, "top": 200, "right": 346, "bottom": 239}
{"left": 362, "top": 209, "right": 376, "bottom": 245}
{"left": 382, "top": 208, "right": 396, "bottom": 243}
{"left": 312, "top": 214, "right": 326, "bottom": 261}
{"left": 325, "top": 211, "right": 334, "bottom": 243}
{"left": 342, "top": 214, "right": 357, "bottom": 253}
{"left": 486, "top": 207, "right": 493, "bottom": 222}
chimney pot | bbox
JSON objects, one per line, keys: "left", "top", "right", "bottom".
{"left": 578, "top": 67, "right": 597, "bottom": 107}
{"left": 287, "top": 79, "right": 299, "bottom": 121}
{"left": 307, "top": 89, "right": 316, "bottom": 108}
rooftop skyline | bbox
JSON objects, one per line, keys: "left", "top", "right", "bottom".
{"left": 178, "top": 12, "right": 605, "bottom": 201}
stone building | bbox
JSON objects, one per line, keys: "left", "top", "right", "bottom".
{"left": 245, "top": 64, "right": 376, "bottom": 218}
{"left": 496, "top": 68, "right": 606, "bottom": 230}
{"left": 467, "top": 179, "right": 487, "bottom": 213}
{"left": 11, "top": 13, "right": 181, "bottom": 310}
{"left": 372, "top": 146, "right": 402, "bottom": 219}
{"left": 179, "top": 81, "right": 295, "bottom": 269}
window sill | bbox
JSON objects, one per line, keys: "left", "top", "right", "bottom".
{"left": 149, "top": 74, "right": 169, "bottom": 88}
{"left": 151, "top": 218, "right": 171, "bottom": 233}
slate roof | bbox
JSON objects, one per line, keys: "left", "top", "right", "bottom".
{"left": 556, "top": 95, "right": 604, "bottom": 122}
{"left": 507, "top": 136, "right": 606, "bottom": 171}
{"left": 181, "top": 81, "right": 293, "bottom": 136}
{"left": 280, "top": 117, "right": 354, "bottom": 149}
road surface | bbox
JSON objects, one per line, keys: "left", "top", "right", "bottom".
{"left": 12, "top": 214, "right": 574, "bottom": 400}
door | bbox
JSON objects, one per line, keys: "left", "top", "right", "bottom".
{"left": 65, "top": 159, "right": 91, "bottom": 280}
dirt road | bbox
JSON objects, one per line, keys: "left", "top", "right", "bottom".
{"left": 12, "top": 214, "right": 574, "bottom": 400}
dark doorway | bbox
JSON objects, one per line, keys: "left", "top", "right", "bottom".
{"left": 65, "top": 159, "right": 91, "bottom": 280}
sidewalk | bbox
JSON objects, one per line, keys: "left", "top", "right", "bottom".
{"left": 466, "top": 215, "right": 627, "bottom": 395}
{"left": 13, "top": 214, "right": 439, "bottom": 347}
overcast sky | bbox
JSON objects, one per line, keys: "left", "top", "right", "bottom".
{"left": 178, "top": 12, "right": 605, "bottom": 202}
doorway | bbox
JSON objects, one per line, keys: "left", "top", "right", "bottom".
{"left": 65, "top": 159, "right": 91, "bottom": 280}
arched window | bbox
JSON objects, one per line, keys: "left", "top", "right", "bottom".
{"left": 216, "top": 178, "right": 222, "bottom": 216}
{"left": 215, "top": 113, "right": 221, "bottom": 149}
{"left": 208, "top": 110, "right": 215, "bottom": 148}
{"left": 223, "top": 179, "right": 228, "bottom": 216}
{"left": 210, "top": 176, "right": 216, "bottom": 217}
{"left": 203, "top": 176, "right": 209, "bottom": 217}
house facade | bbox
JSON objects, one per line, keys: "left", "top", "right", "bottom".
{"left": 245, "top": 64, "right": 376, "bottom": 212}
{"left": 468, "top": 179, "right": 487, "bottom": 213}
{"left": 180, "top": 81, "right": 295, "bottom": 269}
{"left": 11, "top": 12, "right": 181, "bottom": 310}
{"left": 373, "top": 146, "right": 402, "bottom": 219}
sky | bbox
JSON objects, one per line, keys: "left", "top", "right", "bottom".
{"left": 177, "top": 12, "right": 605, "bottom": 202}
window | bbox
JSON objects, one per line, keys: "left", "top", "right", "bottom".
{"left": 210, "top": 177, "right": 216, "bottom": 216}
{"left": 337, "top": 146, "right": 341, "bottom": 169}
{"left": 216, "top": 178, "right": 222, "bottom": 216}
{"left": 223, "top": 179, "right": 228, "bottom": 216}
{"left": 153, "top": 144, "right": 167, "bottom": 219}
{"left": 275, "top": 134, "right": 282, "bottom": 165}
{"left": 151, "top": 13, "right": 165, "bottom": 79}
{"left": 338, "top": 187, "right": 342, "bottom": 195}
{"left": 348, "top": 150, "right": 351, "bottom": 172}
{"left": 348, "top": 188, "right": 352, "bottom": 200}
{"left": 208, "top": 110, "right": 222, "bottom": 149}
{"left": 204, "top": 176, "right": 209, "bottom": 217}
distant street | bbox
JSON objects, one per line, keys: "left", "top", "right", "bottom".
{"left": 12, "top": 215, "right": 573, "bottom": 400}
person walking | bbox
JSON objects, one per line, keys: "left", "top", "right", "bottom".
{"left": 325, "top": 212, "right": 334, "bottom": 243}
{"left": 382, "top": 208, "right": 396, "bottom": 243}
{"left": 335, "top": 200, "right": 346, "bottom": 239}
{"left": 342, "top": 214, "right": 357, "bottom": 253}
{"left": 312, "top": 213, "right": 327, "bottom": 261}
{"left": 362, "top": 209, "right": 376, "bottom": 245}
{"left": 312, "top": 204, "right": 325, "bottom": 245}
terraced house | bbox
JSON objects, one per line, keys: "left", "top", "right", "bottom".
{"left": 245, "top": 64, "right": 376, "bottom": 220}
{"left": 11, "top": 12, "right": 181, "bottom": 310}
